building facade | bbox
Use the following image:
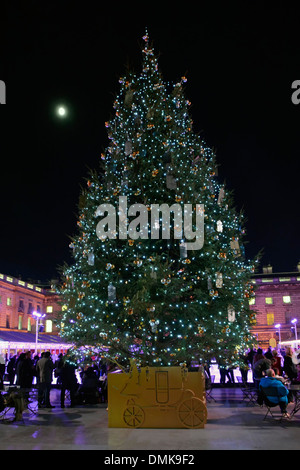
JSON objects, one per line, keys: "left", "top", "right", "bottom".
{"left": 0, "top": 273, "right": 60, "bottom": 334}
{"left": 0, "top": 273, "right": 70, "bottom": 357}
{"left": 250, "top": 263, "right": 300, "bottom": 349}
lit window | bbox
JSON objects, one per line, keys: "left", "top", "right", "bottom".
{"left": 18, "top": 315, "right": 22, "bottom": 330}
{"left": 283, "top": 296, "right": 291, "bottom": 304}
{"left": 45, "top": 319, "right": 53, "bottom": 333}
{"left": 265, "top": 297, "right": 273, "bottom": 305}
{"left": 7, "top": 297, "right": 12, "bottom": 306}
{"left": 46, "top": 306, "right": 53, "bottom": 313}
{"left": 27, "top": 318, "right": 32, "bottom": 331}
{"left": 267, "top": 313, "right": 274, "bottom": 325}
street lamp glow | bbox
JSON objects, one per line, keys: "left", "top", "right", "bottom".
{"left": 32, "top": 311, "right": 46, "bottom": 319}
{"left": 275, "top": 324, "right": 281, "bottom": 345}
{"left": 32, "top": 311, "right": 46, "bottom": 354}
{"left": 291, "top": 319, "right": 298, "bottom": 341}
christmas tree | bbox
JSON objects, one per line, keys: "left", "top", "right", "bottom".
{"left": 57, "top": 31, "right": 258, "bottom": 370}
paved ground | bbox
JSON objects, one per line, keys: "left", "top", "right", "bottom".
{"left": 0, "top": 386, "right": 299, "bottom": 451}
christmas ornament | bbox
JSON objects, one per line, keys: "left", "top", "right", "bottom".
{"left": 125, "top": 140, "right": 132, "bottom": 156}
{"left": 106, "top": 263, "right": 115, "bottom": 270}
{"left": 230, "top": 238, "right": 241, "bottom": 257}
{"left": 113, "top": 187, "right": 121, "bottom": 196}
{"left": 69, "top": 242, "right": 75, "bottom": 252}
{"left": 166, "top": 174, "right": 177, "bottom": 190}
{"left": 222, "top": 325, "right": 231, "bottom": 334}
{"left": 107, "top": 283, "right": 116, "bottom": 302}
{"left": 150, "top": 267, "right": 157, "bottom": 279}
{"left": 147, "top": 107, "right": 155, "bottom": 119}
{"left": 88, "top": 252, "right": 95, "bottom": 266}
{"left": 198, "top": 326, "right": 205, "bottom": 337}
{"left": 146, "top": 305, "right": 156, "bottom": 313}
{"left": 217, "top": 220, "right": 223, "bottom": 233}
{"left": 124, "top": 90, "right": 133, "bottom": 107}
{"left": 228, "top": 305, "right": 236, "bottom": 322}
{"left": 82, "top": 281, "right": 91, "bottom": 288}
{"left": 209, "top": 289, "right": 218, "bottom": 297}
{"left": 149, "top": 319, "right": 160, "bottom": 333}
{"left": 133, "top": 259, "right": 143, "bottom": 267}
{"left": 215, "top": 272, "right": 223, "bottom": 288}
{"left": 217, "top": 188, "right": 225, "bottom": 205}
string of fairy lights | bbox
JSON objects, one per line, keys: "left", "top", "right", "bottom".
{"left": 57, "top": 31, "right": 258, "bottom": 368}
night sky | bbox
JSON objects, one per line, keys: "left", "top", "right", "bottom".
{"left": 0, "top": 3, "right": 299, "bottom": 283}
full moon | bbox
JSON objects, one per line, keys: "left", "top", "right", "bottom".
{"left": 56, "top": 105, "right": 67, "bottom": 117}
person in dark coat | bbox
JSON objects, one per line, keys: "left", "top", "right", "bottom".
{"left": 58, "top": 355, "right": 78, "bottom": 408}
{"left": 7, "top": 355, "right": 17, "bottom": 385}
{"left": 77, "top": 366, "right": 99, "bottom": 403}
{"left": 36, "top": 351, "right": 55, "bottom": 408}
{"left": 283, "top": 347, "right": 297, "bottom": 380}
{"left": 16, "top": 351, "right": 34, "bottom": 389}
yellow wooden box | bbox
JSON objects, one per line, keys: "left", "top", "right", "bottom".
{"left": 108, "top": 365, "right": 207, "bottom": 428}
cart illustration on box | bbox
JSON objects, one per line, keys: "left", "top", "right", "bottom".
{"left": 108, "top": 365, "right": 207, "bottom": 429}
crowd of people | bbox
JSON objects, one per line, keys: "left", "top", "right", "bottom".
{"left": 244, "top": 346, "right": 300, "bottom": 384}
{"left": 0, "top": 350, "right": 110, "bottom": 408}
{"left": 202, "top": 345, "right": 300, "bottom": 386}
{"left": 1, "top": 345, "right": 300, "bottom": 411}
{"left": 248, "top": 346, "right": 300, "bottom": 418}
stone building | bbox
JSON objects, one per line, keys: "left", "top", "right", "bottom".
{"left": 250, "top": 263, "right": 300, "bottom": 349}
{"left": 0, "top": 273, "right": 69, "bottom": 356}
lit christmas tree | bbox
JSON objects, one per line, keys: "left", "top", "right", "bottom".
{"left": 57, "top": 31, "right": 258, "bottom": 369}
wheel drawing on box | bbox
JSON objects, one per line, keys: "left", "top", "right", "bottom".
{"left": 123, "top": 399, "right": 145, "bottom": 428}
{"left": 120, "top": 366, "right": 207, "bottom": 429}
{"left": 177, "top": 395, "right": 207, "bottom": 428}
